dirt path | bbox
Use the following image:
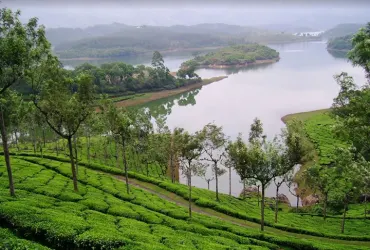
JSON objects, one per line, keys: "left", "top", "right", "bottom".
{"left": 113, "top": 175, "right": 370, "bottom": 248}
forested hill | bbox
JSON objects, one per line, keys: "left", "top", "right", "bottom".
{"left": 323, "top": 23, "right": 364, "bottom": 38}
{"left": 48, "top": 23, "right": 319, "bottom": 59}
{"left": 327, "top": 35, "right": 353, "bottom": 52}
{"left": 181, "top": 44, "right": 279, "bottom": 68}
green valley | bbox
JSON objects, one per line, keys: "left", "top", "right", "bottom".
{"left": 1, "top": 5, "right": 370, "bottom": 250}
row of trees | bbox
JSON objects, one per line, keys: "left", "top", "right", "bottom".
{"left": 14, "top": 51, "right": 200, "bottom": 96}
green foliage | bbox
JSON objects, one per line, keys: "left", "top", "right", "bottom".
{"left": 331, "top": 73, "right": 370, "bottom": 160}
{"left": 182, "top": 44, "right": 279, "bottom": 67}
{"left": 348, "top": 22, "right": 370, "bottom": 77}
{"left": 0, "top": 227, "right": 51, "bottom": 250}
{"left": 327, "top": 35, "right": 353, "bottom": 51}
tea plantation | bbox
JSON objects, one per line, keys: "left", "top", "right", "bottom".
{"left": 1, "top": 153, "right": 370, "bottom": 250}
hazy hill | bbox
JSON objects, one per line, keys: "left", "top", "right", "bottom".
{"left": 48, "top": 22, "right": 318, "bottom": 59}
{"left": 323, "top": 23, "right": 364, "bottom": 38}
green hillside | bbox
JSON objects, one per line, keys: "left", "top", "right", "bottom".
{"left": 327, "top": 35, "right": 353, "bottom": 52}
{"left": 1, "top": 147, "right": 369, "bottom": 249}
{"left": 282, "top": 109, "right": 348, "bottom": 165}
{"left": 181, "top": 44, "right": 279, "bottom": 67}
{"left": 50, "top": 23, "right": 316, "bottom": 59}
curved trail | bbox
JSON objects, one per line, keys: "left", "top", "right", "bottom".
{"left": 113, "top": 175, "right": 370, "bottom": 248}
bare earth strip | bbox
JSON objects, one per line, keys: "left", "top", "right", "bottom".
{"left": 115, "top": 76, "right": 228, "bottom": 108}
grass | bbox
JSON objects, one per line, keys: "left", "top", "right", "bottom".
{"left": 281, "top": 109, "right": 347, "bottom": 165}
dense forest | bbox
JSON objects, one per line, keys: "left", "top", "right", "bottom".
{"left": 181, "top": 44, "right": 279, "bottom": 67}
{"left": 48, "top": 23, "right": 319, "bottom": 59}
{"left": 327, "top": 35, "right": 353, "bottom": 51}
{"left": 13, "top": 51, "right": 201, "bottom": 96}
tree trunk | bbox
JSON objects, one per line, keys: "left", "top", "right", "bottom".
{"left": 87, "top": 135, "right": 91, "bottom": 164}
{"left": 341, "top": 200, "right": 348, "bottom": 234}
{"left": 215, "top": 162, "right": 219, "bottom": 201}
{"left": 67, "top": 137, "right": 79, "bottom": 192}
{"left": 261, "top": 184, "right": 265, "bottom": 231}
{"left": 296, "top": 195, "right": 299, "bottom": 213}
{"left": 42, "top": 128, "right": 46, "bottom": 147}
{"left": 0, "top": 108, "right": 15, "bottom": 197}
{"left": 207, "top": 180, "right": 210, "bottom": 190}
{"left": 188, "top": 166, "right": 192, "bottom": 218}
{"left": 323, "top": 192, "right": 328, "bottom": 220}
{"left": 115, "top": 140, "right": 119, "bottom": 168}
{"left": 73, "top": 135, "right": 78, "bottom": 176}
{"left": 14, "top": 131, "right": 19, "bottom": 151}
{"left": 257, "top": 185, "right": 260, "bottom": 207}
{"left": 229, "top": 167, "right": 231, "bottom": 196}
{"left": 56, "top": 136, "right": 59, "bottom": 156}
{"left": 365, "top": 195, "right": 368, "bottom": 219}
{"left": 122, "top": 139, "right": 129, "bottom": 194}
{"left": 33, "top": 129, "right": 36, "bottom": 154}
{"left": 170, "top": 152, "right": 174, "bottom": 183}
{"left": 243, "top": 180, "right": 246, "bottom": 199}
{"left": 146, "top": 162, "right": 149, "bottom": 177}
{"left": 275, "top": 185, "right": 279, "bottom": 223}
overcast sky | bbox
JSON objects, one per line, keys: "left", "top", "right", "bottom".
{"left": 2, "top": 0, "right": 369, "bottom": 29}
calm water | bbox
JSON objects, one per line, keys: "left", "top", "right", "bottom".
{"left": 140, "top": 41, "right": 366, "bottom": 205}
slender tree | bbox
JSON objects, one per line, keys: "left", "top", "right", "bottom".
{"left": 199, "top": 123, "right": 228, "bottom": 201}
{"left": 32, "top": 64, "right": 95, "bottom": 192}
{"left": 331, "top": 147, "right": 367, "bottom": 234}
{"left": 178, "top": 131, "right": 204, "bottom": 218}
{"left": 101, "top": 101, "right": 152, "bottom": 193}
{"left": 0, "top": 8, "right": 51, "bottom": 196}
{"left": 228, "top": 119, "right": 284, "bottom": 231}
{"left": 223, "top": 154, "right": 235, "bottom": 196}
{"left": 273, "top": 119, "right": 312, "bottom": 223}
{"left": 304, "top": 163, "right": 335, "bottom": 220}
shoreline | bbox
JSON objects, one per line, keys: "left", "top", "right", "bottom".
{"left": 281, "top": 108, "right": 330, "bottom": 123}
{"left": 115, "top": 76, "right": 228, "bottom": 108}
{"left": 193, "top": 58, "right": 279, "bottom": 69}
{"left": 281, "top": 108, "right": 331, "bottom": 203}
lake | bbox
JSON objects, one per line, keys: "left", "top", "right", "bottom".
{"left": 66, "top": 42, "right": 366, "bottom": 205}
{"left": 141, "top": 41, "right": 366, "bottom": 205}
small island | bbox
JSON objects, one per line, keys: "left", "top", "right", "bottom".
{"left": 181, "top": 44, "right": 280, "bottom": 69}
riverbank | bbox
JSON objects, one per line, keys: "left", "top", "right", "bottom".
{"left": 115, "top": 76, "right": 228, "bottom": 108}
{"left": 281, "top": 108, "right": 333, "bottom": 202}
{"left": 281, "top": 108, "right": 330, "bottom": 123}
{"left": 195, "top": 58, "right": 279, "bottom": 69}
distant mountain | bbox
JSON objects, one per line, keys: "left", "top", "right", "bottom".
{"left": 47, "top": 22, "right": 320, "bottom": 59}
{"left": 323, "top": 23, "right": 364, "bottom": 39}
{"left": 259, "top": 24, "right": 315, "bottom": 33}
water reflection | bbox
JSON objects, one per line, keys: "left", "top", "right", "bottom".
{"left": 327, "top": 50, "right": 349, "bottom": 60}
{"left": 137, "top": 89, "right": 200, "bottom": 122}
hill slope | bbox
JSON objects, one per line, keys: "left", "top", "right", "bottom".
{"left": 1, "top": 152, "right": 370, "bottom": 250}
